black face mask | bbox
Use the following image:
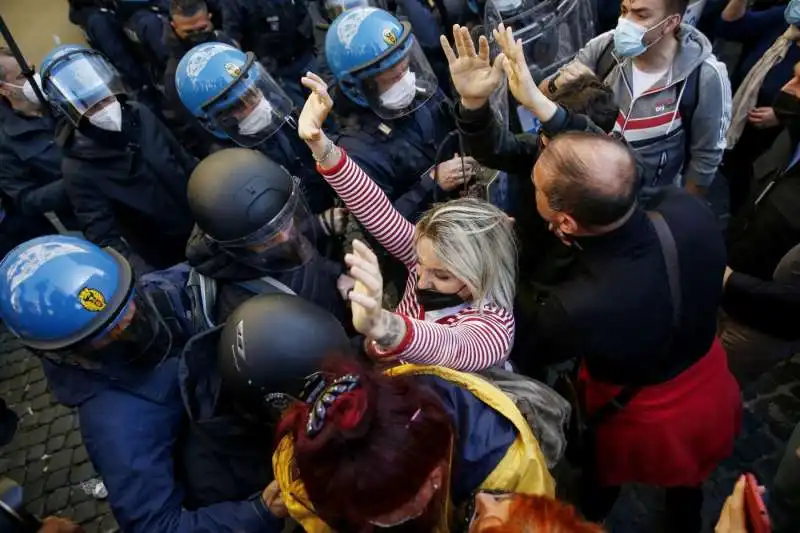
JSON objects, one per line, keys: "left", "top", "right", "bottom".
{"left": 415, "top": 287, "right": 466, "bottom": 311}
{"left": 773, "top": 91, "right": 800, "bottom": 128}
{"left": 183, "top": 29, "right": 215, "bottom": 45}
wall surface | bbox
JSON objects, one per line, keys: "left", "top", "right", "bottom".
{"left": 1, "top": 0, "right": 86, "bottom": 66}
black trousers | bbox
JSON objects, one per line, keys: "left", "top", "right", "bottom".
{"left": 581, "top": 482, "right": 704, "bottom": 533}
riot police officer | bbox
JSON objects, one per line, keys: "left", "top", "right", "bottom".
{"left": 220, "top": 0, "right": 320, "bottom": 107}
{"left": 325, "top": 7, "right": 471, "bottom": 221}
{"left": 0, "top": 235, "right": 285, "bottom": 533}
{"left": 186, "top": 148, "right": 349, "bottom": 326}
{"left": 175, "top": 42, "right": 335, "bottom": 212}
{"left": 179, "top": 293, "right": 353, "bottom": 508}
{"left": 42, "top": 44, "right": 197, "bottom": 275}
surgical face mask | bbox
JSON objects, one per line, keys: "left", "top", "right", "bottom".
{"left": 415, "top": 286, "right": 466, "bottom": 311}
{"left": 786, "top": 0, "right": 800, "bottom": 25}
{"left": 184, "top": 29, "right": 215, "bottom": 45}
{"left": 89, "top": 100, "right": 123, "bottom": 131}
{"left": 613, "top": 16, "right": 670, "bottom": 58}
{"left": 4, "top": 73, "right": 44, "bottom": 105}
{"left": 238, "top": 97, "right": 274, "bottom": 136}
{"left": 379, "top": 70, "right": 417, "bottom": 111}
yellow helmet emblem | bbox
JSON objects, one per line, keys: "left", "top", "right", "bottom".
{"left": 224, "top": 62, "right": 242, "bottom": 78}
{"left": 78, "top": 287, "right": 107, "bottom": 312}
{"left": 383, "top": 28, "right": 397, "bottom": 46}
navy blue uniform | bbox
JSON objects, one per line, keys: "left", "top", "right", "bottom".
{"left": 222, "top": 0, "right": 317, "bottom": 106}
{"left": 0, "top": 102, "right": 77, "bottom": 230}
{"left": 41, "top": 268, "right": 283, "bottom": 533}
{"left": 334, "top": 90, "right": 455, "bottom": 220}
{"left": 56, "top": 102, "right": 197, "bottom": 274}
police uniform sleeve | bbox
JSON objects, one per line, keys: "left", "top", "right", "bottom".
{"left": 0, "top": 147, "right": 70, "bottom": 215}
{"left": 78, "top": 383, "right": 284, "bottom": 533}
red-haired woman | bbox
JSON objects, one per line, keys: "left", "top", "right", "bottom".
{"left": 271, "top": 358, "right": 554, "bottom": 533}
{"left": 465, "top": 492, "right": 605, "bottom": 533}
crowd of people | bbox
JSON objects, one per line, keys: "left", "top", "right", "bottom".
{"left": 0, "top": 0, "right": 799, "bottom": 531}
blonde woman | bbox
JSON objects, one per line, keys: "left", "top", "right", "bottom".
{"left": 298, "top": 72, "right": 517, "bottom": 371}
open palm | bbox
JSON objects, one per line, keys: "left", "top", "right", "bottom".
{"left": 440, "top": 25, "right": 504, "bottom": 107}
{"left": 299, "top": 71, "right": 333, "bottom": 141}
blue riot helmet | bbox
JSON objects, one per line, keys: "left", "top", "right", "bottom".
{"left": 325, "top": 7, "right": 439, "bottom": 120}
{"left": 40, "top": 44, "right": 127, "bottom": 127}
{"left": 175, "top": 42, "right": 294, "bottom": 148}
{"left": 0, "top": 236, "right": 174, "bottom": 365}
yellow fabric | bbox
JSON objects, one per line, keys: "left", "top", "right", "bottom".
{"left": 272, "top": 364, "right": 554, "bottom": 533}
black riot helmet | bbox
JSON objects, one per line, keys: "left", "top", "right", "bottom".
{"left": 217, "top": 294, "right": 353, "bottom": 421}
{"left": 187, "top": 148, "right": 317, "bottom": 271}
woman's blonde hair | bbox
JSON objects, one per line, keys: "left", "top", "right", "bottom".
{"left": 415, "top": 197, "right": 517, "bottom": 311}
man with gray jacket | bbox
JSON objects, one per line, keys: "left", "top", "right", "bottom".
{"left": 543, "top": 0, "right": 732, "bottom": 196}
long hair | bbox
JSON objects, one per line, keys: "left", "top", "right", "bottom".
{"left": 482, "top": 495, "right": 606, "bottom": 533}
{"left": 414, "top": 197, "right": 517, "bottom": 311}
{"left": 276, "top": 358, "right": 454, "bottom": 532}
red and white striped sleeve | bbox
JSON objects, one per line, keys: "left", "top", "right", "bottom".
{"left": 318, "top": 152, "right": 417, "bottom": 268}
{"left": 379, "top": 306, "right": 516, "bottom": 371}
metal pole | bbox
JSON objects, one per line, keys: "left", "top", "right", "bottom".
{"left": 0, "top": 15, "right": 51, "bottom": 114}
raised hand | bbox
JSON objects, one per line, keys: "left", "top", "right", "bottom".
{"left": 299, "top": 71, "right": 334, "bottom": 142}
{"left": 345, "top": 239, "right": 385, "bottom": 337}
{"left": 493, "top": 23, "right": 540, "bottom": 111}
{"left": 440, "top": 25, "right": 505, "bottom": 110}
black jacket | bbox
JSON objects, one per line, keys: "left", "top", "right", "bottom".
{"left": 722, "top": 243, "right": 800, "bottom": 341}
{"left": 518, "top": 188, "right": 726, "bottom": 386}
{"left": 185, "top": 225, "right": 347, "bottom": 324}
{"left": 57, "top": 102, "right": 198, "bottom": 274}
{"left": 0, "top": 103, "right": 77, "bottom": 229}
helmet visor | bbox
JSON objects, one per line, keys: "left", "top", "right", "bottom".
{"left": 217, "top": 178, "right": 318, "bottom": 271}
{"left": 43, "top": 51, "right": 127, "bottom": 125}
{"left": 205, "top": 60, "right": 294, "bottom": 148}
{"left": 358, "top": 35, "right": 438, "bottom": 120}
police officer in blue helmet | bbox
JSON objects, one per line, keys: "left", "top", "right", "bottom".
{"left": 0, "top": 235, "right": 318, "bottom": 533}
{"left": 175, "top": 42, "right": 336, "bottom": 213}
{"left": 326, "top": 7, "right": 476, "bottom": 221}
{"left": 42, "top": 44, "right": 197, "bottom": 276}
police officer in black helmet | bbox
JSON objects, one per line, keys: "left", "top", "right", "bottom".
{"left": 177, "top": 293, "right": 353, "bottom": 509}
{"left": 185, "top": 147, "right": 351, "bottom": 329}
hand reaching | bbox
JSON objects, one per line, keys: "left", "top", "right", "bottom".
{"left": 714, "top": 476, "right": 747, "bottom": 533}
{"left": 345, "top": 239, "right": 385, "bottom": 337}
{"left": 299, "top": 71, "right": 334, "bottom": 142}
{"left": 433, "top": 154, "right": 477, "bottom": 191}
{"left": 440, "top": 24, "right": 505, "bottom": 110}
{"left": 493, "top": 23, "right": 540, "bottom": 110}
{"left": 262, "top": 481, "right": 289, "bottom": 519}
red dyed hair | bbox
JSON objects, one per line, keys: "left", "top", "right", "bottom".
{"left": 276, "top": 358, "right": 454, "bottom": 530}
{"left": 482, "top": 495, "right": 606, "bottom": 533}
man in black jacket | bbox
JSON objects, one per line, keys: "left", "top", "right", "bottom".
{"left": 0, "top": 50, "right": 78, "bottom": 234}
{"left": 727, "top": 65, "right": 800, "bottom": 280}
{"left": 42, "top": 44, "right": 197, "bottom": 275}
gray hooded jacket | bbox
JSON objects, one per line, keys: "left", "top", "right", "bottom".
{"left": 564, "top": 24, "right": 732, "bottom": 188}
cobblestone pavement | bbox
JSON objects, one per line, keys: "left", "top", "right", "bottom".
{"left": 0, "top": 329, "right": 118, "bottom": 533}
{"left": 1, "top": 322, "right": 797, "bottom": 533}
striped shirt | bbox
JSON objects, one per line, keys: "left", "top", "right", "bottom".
{"left": 318, "top": 153, "right": 515, "bottom": 372}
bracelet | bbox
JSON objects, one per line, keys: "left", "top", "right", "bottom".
{"left": 313, "top": 139, "right": 336, "bottom": 163}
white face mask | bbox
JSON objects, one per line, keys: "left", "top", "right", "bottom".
{"left": 238, "top": 97, "right": 274, "bottom": 136}
{"left": 89, "top": 100, "right": 123, "bottom": 132}
{"left": 379, "top": 70, "right": 417, "bottom": 111}
{"left": 4, "top": 73, "right": 45, "bottom": 105}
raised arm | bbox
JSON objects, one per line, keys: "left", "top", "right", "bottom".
{"left": 298, "top": 72, "right": 417, "bottom": 268}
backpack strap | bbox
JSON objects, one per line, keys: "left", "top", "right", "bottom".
{"left": 595, "top": 38, "right": 618, "bottom": 83}
{"left": 234, "top": 276, "right": 297, "bottom": 296}
{"left": 586, "top": 211, "right": 681, "bottom": 427}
